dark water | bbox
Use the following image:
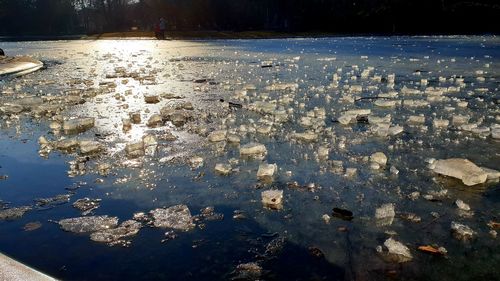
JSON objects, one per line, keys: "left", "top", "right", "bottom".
{"left": 0, "top": 36, "right": 499, "bottom": 280}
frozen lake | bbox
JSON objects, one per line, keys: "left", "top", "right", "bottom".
{"left": 0, "top": 36, "right": 499, "bottom": 280}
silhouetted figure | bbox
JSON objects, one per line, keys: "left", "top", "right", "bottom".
{"left": 159, "top": 17, "right": 166, "bottom": 40}
{"left": 0, "top": 48, "right": 4, "bottom": 56}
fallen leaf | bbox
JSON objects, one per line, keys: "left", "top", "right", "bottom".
{"left": 417, "top": 245, "right": 443, "bottom": 255}
{"left": 487, "top": 221, "right": 500, "bottom": 229}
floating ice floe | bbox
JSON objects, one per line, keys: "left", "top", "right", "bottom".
{"left": 380, "top": 238, "right": 413, "bottom": 263}
{"left": 150, "top": 204, "right": 195, "bottom": 231}
{"left": 431, "top": 158, "right": 489, "bottom": 186}
{"left": 58, "top": 215, "right": 119, "bottom": 233}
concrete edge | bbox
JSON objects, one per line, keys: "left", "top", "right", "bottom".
{"left": 0, "top": 253, "right": 57, "bottom": 281}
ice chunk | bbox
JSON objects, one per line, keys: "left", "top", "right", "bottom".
{"left": 55, "top": 138, "right": 80, "bottom": 151}
{"left": 379, "top": 91, "right": 398, "bottom": 98}
{"left": 248, "top": 101, "right": 276, "bottom": 114}
{"left": 375, "top": 203, "right": 395, "bottom": 226}
{"left": 399, "top": 213, "right": 421, "bottom": 223}
{"left": 390, "top": 166, "right": 399, "bottom": 175}
{"left": 197, "top": 206, "right": 224, "bottom": 221}
{"left": 431, "top": 158, "right": 488, "bottom": 186}
{"left": 257, "top": 163, "right": 277, "bottom": 180}
{"left": 455, "top": 199, "right": 470, "bottom": 211}
{"left": 338, "top": 113, "right": 356, "bottom": 125}
{"left": 317, "top": 146, "right": 329, "bottom": 159}
{"left": 73, "top": 198, "right": 101, "bottom": 215}
{"left": 150, "top": 205, "right": 195, "bottom": 231}
{"left": 369, "top": 115, "right": 391, "bottom": 125}
{"left": 348, "top": 85, "right": 362, "bottom": 93}
{"left": 425, "top": 87, "right": 444, "bottom": 95}
{"left": 338, "top": 109, "right": 371, "bottom": 125}
{"left": 433, "top": 118, "right": 449, "bottom": 129}
{"left": 188, "top": 156, "right": 204, "bottom": 169}
{"left": 147, "top": 114, "right": 163, "bottom": 127}
{"left": 49, "top": 121, "right": 62, "bottom": 131}
{"left": 401, "top": 86, "right": 421, "bottom": 95}
{"left": 125, "top": 141, "right": 145, "bottom": 158}
{"left": 231, "top": 262, "right": 262, "bottom": 280}
{"left": 122, "top": 118, "right": 132, "bottom": 131}
{"left": 214, "top": 163, "right": 232, "bottom": 175}
{"left": 79, "top": 140, "right": 103, "bottom": 155}
{"left": 240, "top": 143, "right": 267, "bottom": 158}
{"left": 227, "top": 134, "right": 241, "bottom": 144}
{"left": 471, "top": 127, "right": 490, "bottom": 136}
{"left": 63, "top": 118, "right": 95, "bottom": 134}
{"left": 408, "top": 115, "right": 425, "bottom": 125}
{"left": 261, "top": 190, "right": 283, "bottom": 209}
{"left": 160, "top": 108, "right": 192, "bottom": 127}
{"left": 403, "top": 99, "right": 429, "bottom": 108}
{"left": 345, "top": 168, "right": 357, "bottom": 177}
{"left": 35, "top": 194, "right": 71, "bottom": 207}
{"left": 208, "top": 130, "right": 227, "bottom": 142}
{"left": 143, "top": 134, "right": 157, "bottom": 147}
{"left": 38, "top": 136, "right": 50, "bottom": 145}
{"left": 452, "top": 115, "right": 470, "bottom": 126}
{"left": 58, "top": 216, "right": 119, "bottom": 233}
{"left": 481, "top": 167, "right": 500, "bottom": 181}
{"left": 265, "top": 83, "right": 298, "bottom": 91}
{"left": 0, "top": 103, "right": 24, "bottom": 115}
{"left": 129, "top": 112, "right": 141, "bottom": 124}
{"left": 389, "top": 125, "right": 404, "bottom": 136}
{"left": 370, "top": 152, "right": 387, "bottom": 166}
{"left": 491, "top": 126, "right": 500, "bottom": 139}
{"left": 451, "top": 221, "right": 475, "bottom": 241}
{"left": 374, "top": 100, "right": 399, "bottom": 108}
{"left": 383, "top": 238, "right": 413, "bottom": 263}
{"left": 291, "top": 131, "right": 318, "bottom": 142}
{"left": 143, "top": 93, "right": 160, "bottom": 104}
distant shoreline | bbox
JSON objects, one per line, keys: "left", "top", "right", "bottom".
{"left": 0, "top": 30, "right": 497, "bottom": 41}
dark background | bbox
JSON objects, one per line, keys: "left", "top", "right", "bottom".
{"left": 0, "top": 0, "right": 498, "bottom": 36}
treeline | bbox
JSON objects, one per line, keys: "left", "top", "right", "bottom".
{"left": 0, "top": 0, "right": 498, "bottom": 35}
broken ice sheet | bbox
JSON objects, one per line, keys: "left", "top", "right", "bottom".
{"left": 0, "top": 206, "right": 32, "bottom": 220}
{"left": 150, "top": 204, "right": 195, "bottom": 231}
{"left": 73, "top": 198, "right": 102, "bottom": 215}
{"left": 58, "top": 215, "right": 119, "bottom": 233}
{"left": 35, "top": 194, "right": 72, "bottom": 207}
{"left": 90, "top": 220, "right": 142, "bottom": 245}
{"left": 230, "top": 262, "right": 262, "bottom": 280}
